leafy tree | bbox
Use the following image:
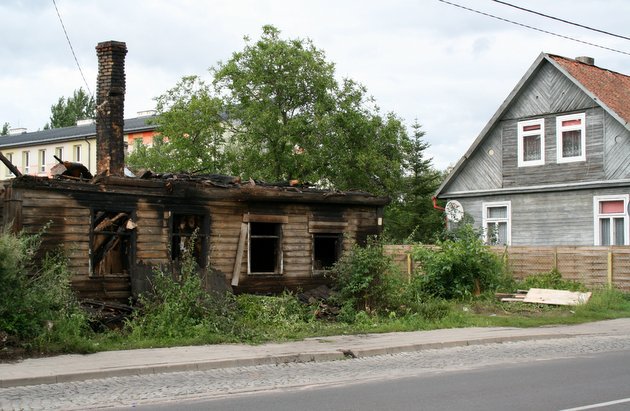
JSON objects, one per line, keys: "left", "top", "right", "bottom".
{"left": 130, "top": 25, "right": 442, "bottom": 238}
{"left": 1, "top": 122, "right": 9, "bottom": 136}
{"left": 44, "top": 88, "right": 95, "bottom": 129}
{"left": 129, "top": 76, "right": 228, "bottom": 173}
{"left": 212, "top": 25, "right": 338, "bottom": 182}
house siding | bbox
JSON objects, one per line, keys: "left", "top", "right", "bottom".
{"left": 444, "top": 126, "right": 503, "bottom": 193}
{"left": 454, "top": 186, "right": 630, "bottom": 246}
{"left": 502, "top": 106, "right": 605, "bottom": 187}
{"left": 604, "top": 111, "right": 630, "bottom": 179}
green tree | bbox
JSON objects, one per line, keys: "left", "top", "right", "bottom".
{"left": 384, "top": 122, "right": 445, "bottom": 242}
{"left": 44, "top": 88, "right": 95, "bottom": 129}
{"left": 129, "top": 76, "right": 228, "bottom": 173}
{"left": 131, "top": 25, "right": 442, "bottom": 236}
{"left": 212, "top": 25, "right": 338, "bottom": 182}
{"left": 1, "top": 122, "right": 9, "bottom": 136}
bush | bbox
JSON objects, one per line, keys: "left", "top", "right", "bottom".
{"left": 0, "top": 229, "right": 91, "bottom": 350}
{"left": 413, "top": 224, "right": 508, "bottom": 299}
{"left": 330, "top": 237, "right": 405, "bottom": 318}
{"left": 518, "top": 269, "right": 585, "bottom": 291}
{"left": 125, "top": 239, "right": 238, "bottom": 342}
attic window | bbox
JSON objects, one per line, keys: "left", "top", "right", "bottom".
{"left": 557, "top": 113, "right": 586, "bottom": 163}
{"left": 517, "top": 119, "right": 545, "bottom": 167}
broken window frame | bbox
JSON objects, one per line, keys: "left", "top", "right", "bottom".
{"left": 169, "top": 211, "right": 210, "bottom": 268}
{"left": 312, "top": 233, "right": 343, "bottom": 275}
{"left": 89, "top": 208, "right": 136, "bottom": 278}
{"left": 248, "top": 222, "right": 283, "bottom": 275}
{"left": 243, "top": 214, "right": 287, "bottom": 276}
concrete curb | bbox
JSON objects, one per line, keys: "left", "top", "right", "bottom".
{"left": 0, "top": 332, "right": 577, "bottom": 388}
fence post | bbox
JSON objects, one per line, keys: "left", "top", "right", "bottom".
{"left": 607, "top": 250, "right": 613, "bottom": 289}
{"left": 554, "top": 247, "right": 558, "bottom": 271}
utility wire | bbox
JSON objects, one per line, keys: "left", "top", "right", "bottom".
{"left": 491, "top": 0, "right": 630, "bottom": 42}
{"left": 52, "top": 0, "right": 93, "bottom": 96}
{"left": 436, "top": 0, "right": 630, "bottom": 57}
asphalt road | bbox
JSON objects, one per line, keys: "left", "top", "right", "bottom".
{"left": 3, "top": 334, "right": 627, "bottom": 411}
{"left": 104, "top": 348, "right": 630, "bottom": 411}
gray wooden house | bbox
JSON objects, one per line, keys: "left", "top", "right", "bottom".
{"left": 436, "top": 53, "right": 630, "bottom": 246}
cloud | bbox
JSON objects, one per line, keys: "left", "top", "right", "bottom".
{"left": 2, "top": 0, "right": 629, "bottom": 170}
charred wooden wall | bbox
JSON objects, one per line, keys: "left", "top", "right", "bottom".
{"left": 2, "top": 177, "right": 384, "bottom": 301}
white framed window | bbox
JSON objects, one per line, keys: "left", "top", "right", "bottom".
{"left": 593, "top": 195, "right": 629, "bottom": 246}
{"left": 4, "top": 152, "right": 13, "bottom": 177}
{"left": 557, "top": 113, "right": 586, "bottom": 163}
{"left": 517, "top": 118, "right": 545, "bottom": 167}
{"left": 38, "top": 149, "right": 46, "bottom": 173}
{"left": 482, "top": 201, "right": 511, "bottom": 245}
{"left": 55, "top": 147, "right": 64, "bottom": 161}
{"left": 22, "top": 151, "right": 30, "bottom": 174}
{"left": 73, "top": 144, "right": 82, "bottom": 162}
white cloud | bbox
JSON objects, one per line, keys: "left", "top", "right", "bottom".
{"left": 2, "top": 0, "right": 629, "bottom": 170}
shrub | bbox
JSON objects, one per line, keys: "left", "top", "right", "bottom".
{"left": 126, "top": 237, "right": 238, "bottom": 341}
{"left": 413, "top": 224, "right": 508, "bottom": 299}
{"left": 330, "top": 236, "right": 405, "bottom": 317}
{"left": 518, "top": 269, "right": 585, "bottom": 291}
{"left": 0, "top": 229, "right": 91, "bottom": 350}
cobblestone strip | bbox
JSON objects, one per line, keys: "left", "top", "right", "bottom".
{"left": 1, "top": 335, "right": 629, "bottom": 411}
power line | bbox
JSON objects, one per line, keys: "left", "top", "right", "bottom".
{"left": 52, "top": 0, "right": 93, "bottom": 96}
{"left": 491, "top": 0, "right": 630, "bottom": 42}
{"left": 436, "top": 0, "right": 630, "bottom": 57}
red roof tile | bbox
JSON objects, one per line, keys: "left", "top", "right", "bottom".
{"left": 550, "top": 55, "right": 630, "bottom": 125}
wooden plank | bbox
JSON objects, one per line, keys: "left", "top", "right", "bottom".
{"left": 243, "top": 214, "right": 289, "bottom": 224}
{"left": 231, "top": 222, "right": 248, "bottom": 287}
{"left": 522, "top": 288, "right": 591, "bottom": 306}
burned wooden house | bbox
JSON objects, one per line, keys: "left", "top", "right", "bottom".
{"left": 0, "top": 41, "right": 387, "bottom": 302}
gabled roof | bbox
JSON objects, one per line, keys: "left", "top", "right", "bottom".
{"left": 436, "top": 53, "right": 630, "bottom": 197}
{"left": 0, "top": 115, "right": 157, "bottom": 149}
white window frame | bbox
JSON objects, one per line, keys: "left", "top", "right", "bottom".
{"left": 593, "top": 194, "right": 629, "bottom": 246}
{"left": 4, "top": 152, "right": 13, "bottom": 177}
{"left": 22, "top": 151, "right": 30, "bottom": 174}
{"left": 55, "top": 147, "right": 64, "bottom": 161}
{"left": 73, "top": 144, "right": 82, "bottom": 162}
{"left": 556, "top": 113, "right": 586, "bottom": 163}
{"left": 38, "top": 149, "right": 46, "bottom": 173}
{"left": 482, "top": 201, "right": 511, "bottom": 245}
{"left": 517, "top": 118, "right": 545, "bottom": 167}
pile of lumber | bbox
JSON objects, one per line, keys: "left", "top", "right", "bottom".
{"left": 496, "top": 288, "right": 592, "bottom": 306}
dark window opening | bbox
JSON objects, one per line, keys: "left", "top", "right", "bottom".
{"left": 249, "top": 222, "right": 282, "bottom": 274}
{"left": 171, "top": 214, "right": 208, "bottom": 267}
{"left": 313, "top": 234, "right": 342, "bottom": 271}
{"left": 90, "top": 210, "right": 135, "bottom": 277}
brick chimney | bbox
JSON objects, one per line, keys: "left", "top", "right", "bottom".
{"left": 95, "top": 41, "right": 127, "bottom": 176}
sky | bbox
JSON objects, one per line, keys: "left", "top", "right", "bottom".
{"left": 1, "top": 0, "right": 630, "bottom": 170}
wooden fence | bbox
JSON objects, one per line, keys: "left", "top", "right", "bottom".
{"left": 384, "top": 245, "right": 630, "bottom": 291}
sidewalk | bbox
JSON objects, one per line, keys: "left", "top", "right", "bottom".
{"left": 2, "top": 318, "right": 629, "bottom": 388}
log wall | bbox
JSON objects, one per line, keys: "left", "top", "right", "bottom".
{"left": 2, "top": 180, "right": 384, "bottom": 301}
